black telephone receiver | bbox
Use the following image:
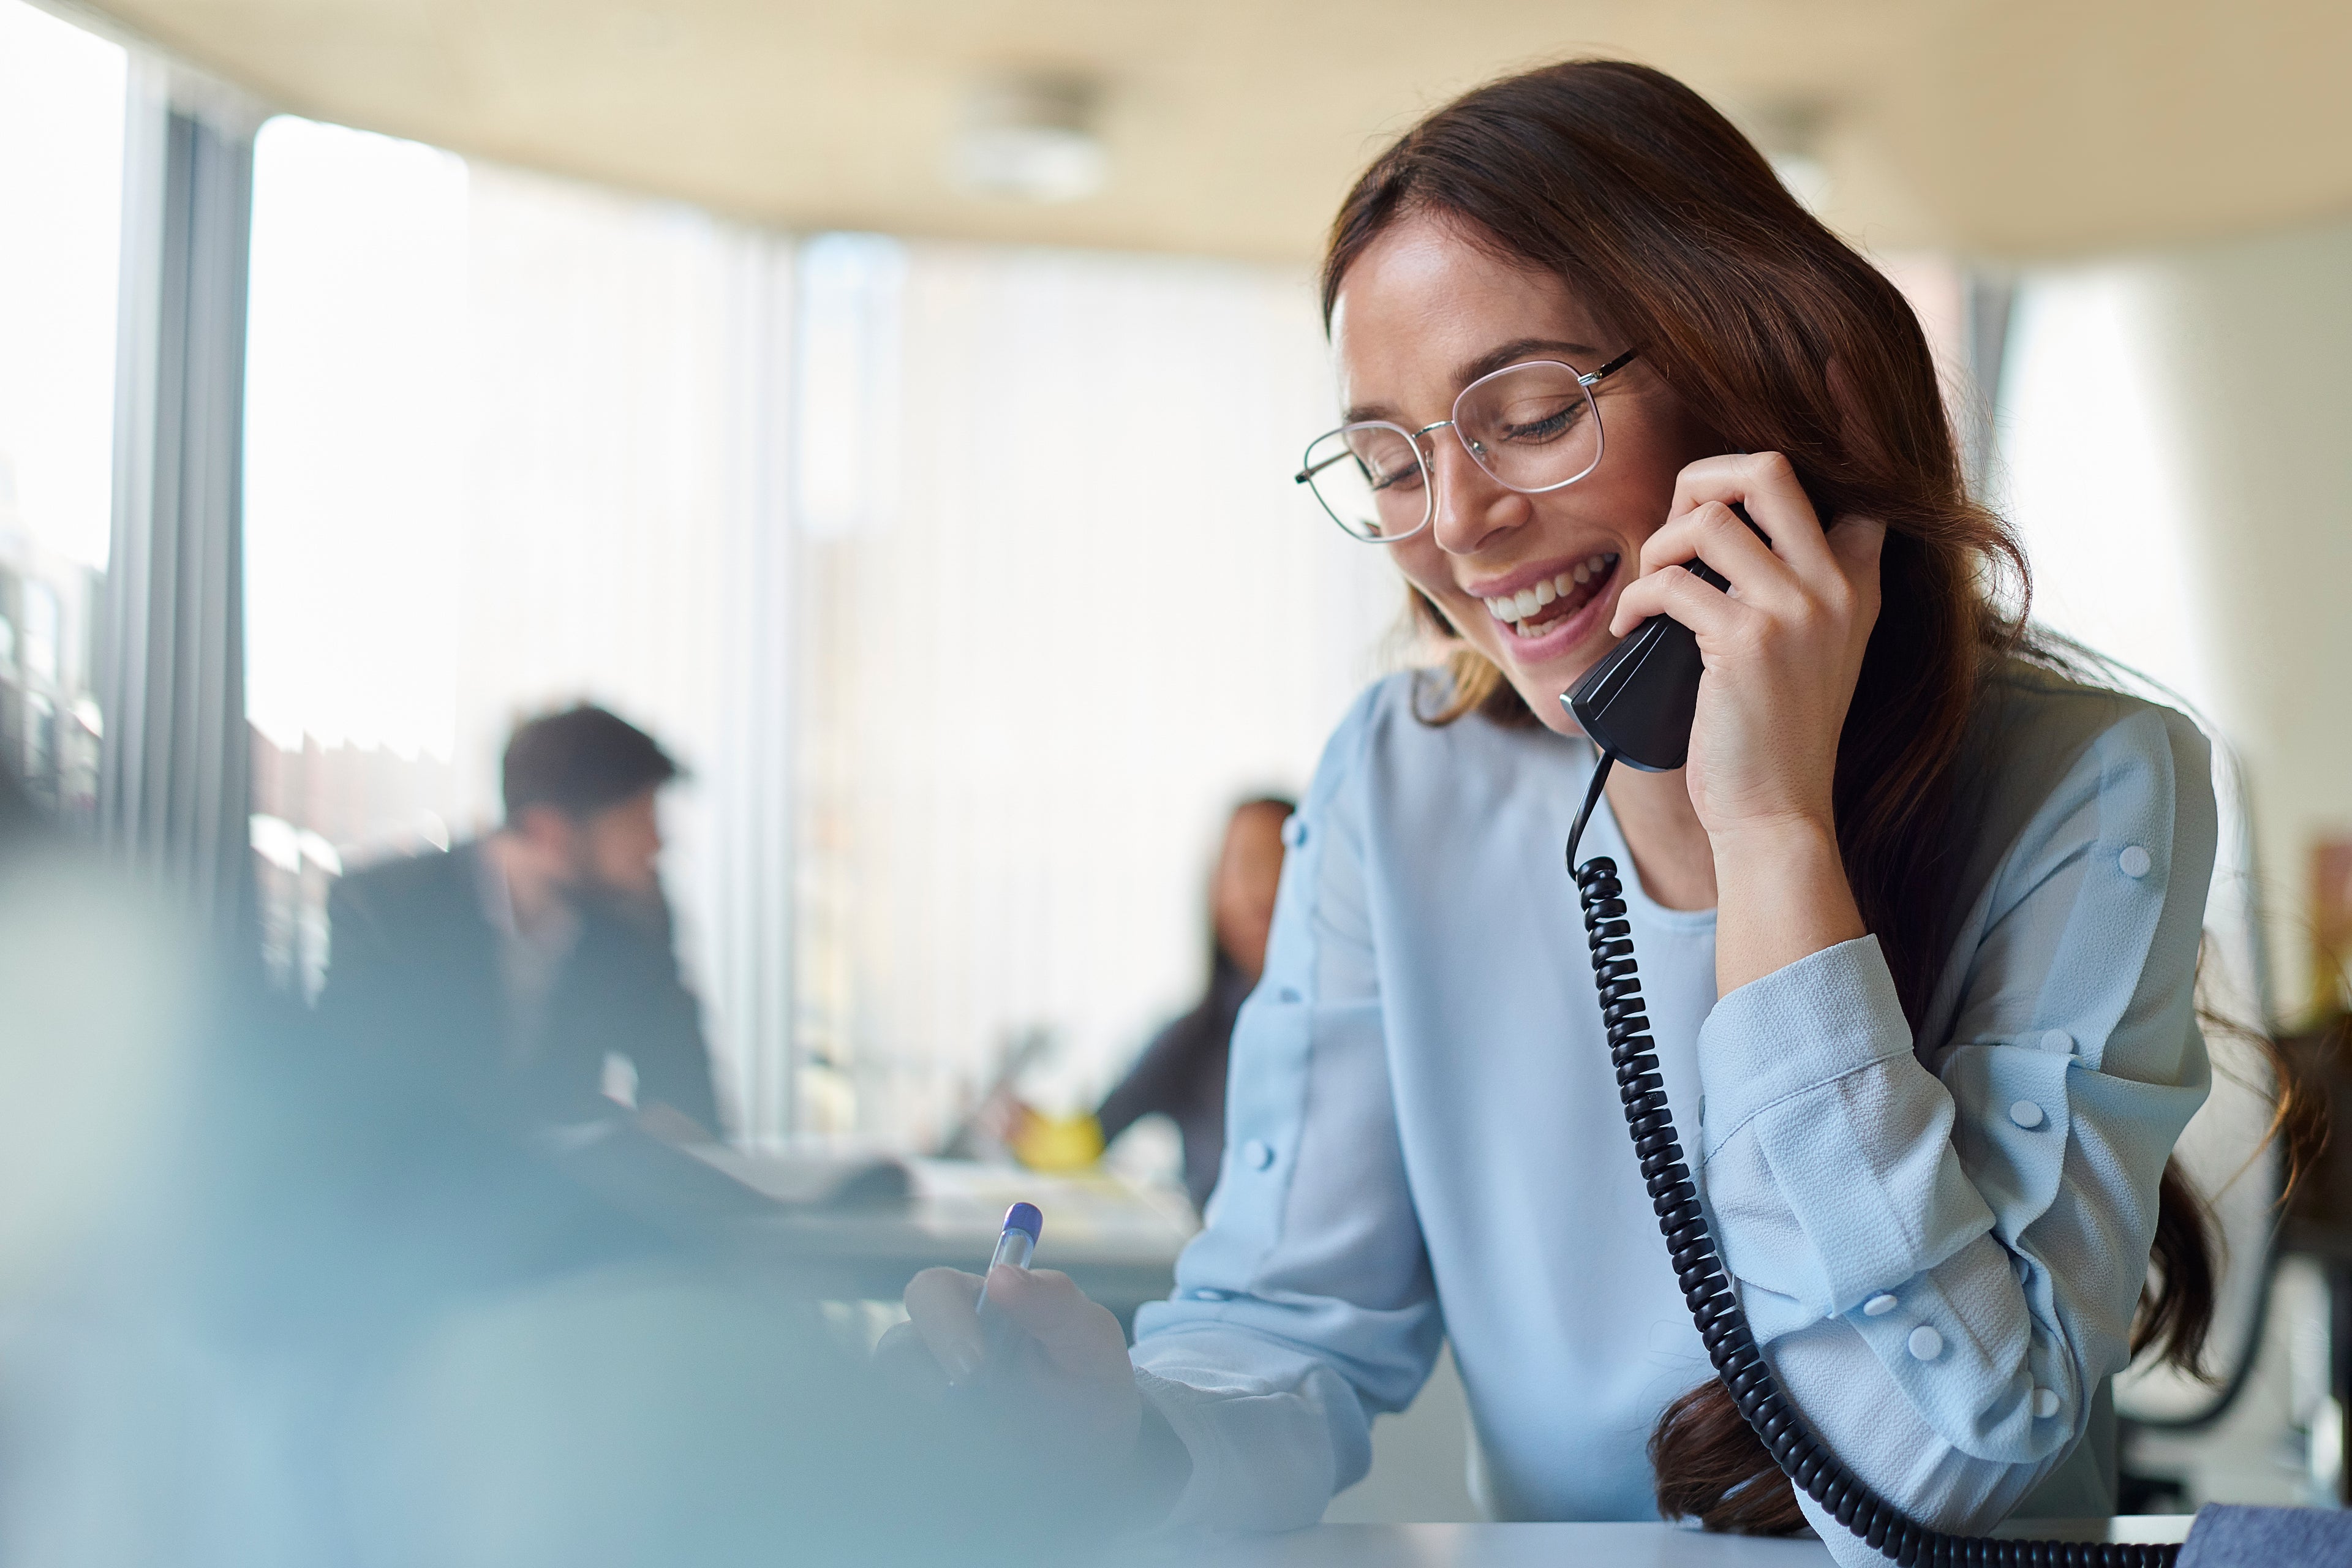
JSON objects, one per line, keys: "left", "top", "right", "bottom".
{"left": 1560, "top": 506, "right": 1743, "bottom": 771}
{"left": 1561, "top": 556, "right": 1728, "bottom": 771}
{"left": 1553, "top": 502, "right": 2174, "bottom": 1567}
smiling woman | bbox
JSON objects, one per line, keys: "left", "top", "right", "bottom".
{"left": 892, "top": 59, "right": 2276, "bottom": 1568}
{"left": 1315, "top": 60, "right": 1977, "bottom": 970}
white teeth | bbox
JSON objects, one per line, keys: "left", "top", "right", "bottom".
{"left": 1483, "top": 554, "right": 1621, "bottom": 630}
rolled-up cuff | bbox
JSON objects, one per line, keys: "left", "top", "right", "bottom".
{"left": 1697, "top": 935, "right": 1911, "bottom": 1158}
{"left": 1128, "top": 1355, "right": 1354, "bottom": 1532}
{"left": 1132, "top": 1365, "right": 1225, "bottom": 1528}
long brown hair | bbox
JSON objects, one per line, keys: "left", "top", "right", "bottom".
{"left": 1321, "top": 58, "right": 2272, "bottom": 1532}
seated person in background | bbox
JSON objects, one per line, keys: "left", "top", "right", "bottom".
{"left": 317, "top": 704, "right": 720, "bottom": 1137}
{"left": 1000, "top": 797, "right": 1293, "bottom": 1213}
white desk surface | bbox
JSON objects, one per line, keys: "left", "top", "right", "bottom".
{"left": 1114, "top": 1519, "right": 2195, "bottom": 1567}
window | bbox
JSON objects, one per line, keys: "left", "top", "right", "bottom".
{"left": 244, "top": 120, "right": 794, "bottom": 1132}
{"left": 0, "top": 0, "right": 124, "bottom": 821}
{"left": 790, "top": 237, "right": 1395, "bottom": 1145}
{"left": 241, "top": 119, "right": 1398, "bottom": 1149}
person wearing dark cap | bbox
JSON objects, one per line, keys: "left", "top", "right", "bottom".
{"left": 317, "top": 704, "right": 721, "bottom": 1136}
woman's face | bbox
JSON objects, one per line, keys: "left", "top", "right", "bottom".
{"left": 1329, "top": 214, "right": 1717, "bottom": 735}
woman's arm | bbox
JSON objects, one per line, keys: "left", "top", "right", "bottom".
{"left": 1128, "top": 681, "right": 1444, "bottom": 1531}
{"left": 1605, "top": 450, "right": 1882, "bottom": 994}
{"left": 1697, "top": 701, "right": 2215, "bottom": 1553}
{"left": 1616, "top": 455, "right": 2214, "bottom": 1551}
{"left": 1095, "top": 1011, "right": 1205, "bottom": 1148}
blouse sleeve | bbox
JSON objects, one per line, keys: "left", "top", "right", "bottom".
{"left": 1127, "top": 685, "right": 1444, "bottom": 1531}
{"left": 1692, "top": 704, "right": 2215, "bottom": 1561}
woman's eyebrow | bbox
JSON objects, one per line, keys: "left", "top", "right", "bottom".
{"left": 1455, "top": 337, "right": 1600, "bottom": 386}
{"left": 1341, "top": 338, "right": 1604, "bottom": 425}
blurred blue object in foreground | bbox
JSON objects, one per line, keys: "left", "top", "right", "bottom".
{"left": 0, "top": 772, "right": 1121, "bottom": 1567}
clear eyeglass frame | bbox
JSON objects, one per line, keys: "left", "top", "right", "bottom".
{"left": 1294, "top": 349, "right": 1639, "bottom": 543}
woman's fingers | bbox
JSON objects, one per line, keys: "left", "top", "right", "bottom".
{"left": 903, "top": 1265, "right": 1129, "bottom": 1393}
{"left": 873, "top": 1318, "right": 951, "bottom": 1400}
{"left": 1609, "top": 562, "right": 1751, "bottom": 640}
{"left": 903, "top": 1266, "right": 987, "bottom": 1384}
{"left": 1637, "top": 502, "right": 1793, "bottom": 605}
{"left": 1671, "top": 451, "right": 1836, "bottom": 575}
{"left": 944, "top": 1267, "right": 1145, "bottom": 1463}
{"left": 978, "top": 1267, "right": 1131, "bottom": 1379}
{"left": 1826, "top": 514, "right": 1888, "bottom": 611}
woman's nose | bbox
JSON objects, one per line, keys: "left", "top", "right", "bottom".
{"left": 1428, "top": 439, "right": 1520, "bottom": 556}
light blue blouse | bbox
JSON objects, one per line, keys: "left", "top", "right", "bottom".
{"left": 1128, "top": 662, "right": 2214, "bottom": 1564}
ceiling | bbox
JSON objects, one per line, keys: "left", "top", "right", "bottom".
{"left": 72, "top": 0, "right": 2352, "bottom": 264}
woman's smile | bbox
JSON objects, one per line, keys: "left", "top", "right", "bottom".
{"left": 1466, "top": 549, "right": 1621, "bottom": 650}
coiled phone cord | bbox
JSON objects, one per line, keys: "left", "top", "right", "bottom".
{"left": 1564, "top": 751, "right": 2176, "bottom": 1568}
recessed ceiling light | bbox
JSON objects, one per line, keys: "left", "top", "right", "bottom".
{"left": 949, "top": 75, "right": 1107, "bottom": 205}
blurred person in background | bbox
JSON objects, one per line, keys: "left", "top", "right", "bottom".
{"left": 995, "top": 797, "right": 1294, "bottom": 1213}
{"left": 318, "top": 704, "right": 721, "bottom": 1137}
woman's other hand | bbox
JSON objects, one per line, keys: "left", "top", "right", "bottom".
{"left": 1607, "top": 451, "right": 1883, "bottom": 991}
{"left": 880, "top": 1265, "right": 1144, "bottom": 1468}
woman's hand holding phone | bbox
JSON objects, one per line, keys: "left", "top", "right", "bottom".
{"left": 1607, "top": 450, "right": 1884, "bottom": 993}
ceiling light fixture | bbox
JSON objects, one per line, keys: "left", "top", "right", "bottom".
{"left": 949, "top": 75, "right": 1107, "bottom": 205}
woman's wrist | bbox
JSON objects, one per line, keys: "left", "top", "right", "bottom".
{"left": 1706, "top": 810, "right": 1839, "bottom": 872}
{"left": 1709, "top": 814, "right": 1864, "bottom": 995}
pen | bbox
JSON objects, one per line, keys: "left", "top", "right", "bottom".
{"left": 973, "top": 1201, "right": 1043, "bottom": 1371}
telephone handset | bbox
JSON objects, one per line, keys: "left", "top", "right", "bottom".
{"left": 1564, "top": 502, "right": 1749, "bottom": 771}
{"left": 1556, "top": 516, "right": 2176, "bottom": 1567}
{"left": 1563, "top": 554, "right": 1727, "bottom": 772}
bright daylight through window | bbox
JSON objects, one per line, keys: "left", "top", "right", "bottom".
{"left": 0, "top": 0, "right": 124, "bottom": 826}
{"left": 239, "top": 119, "right": 1396, "bottom": 1155}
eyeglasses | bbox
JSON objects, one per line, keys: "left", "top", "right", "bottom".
{"left": 1295, "top": 350, "right": 1638, "bottom": 543}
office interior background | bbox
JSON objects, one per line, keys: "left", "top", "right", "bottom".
{"left": 4, "top": 0, "right": 2351, "bottom": 1529}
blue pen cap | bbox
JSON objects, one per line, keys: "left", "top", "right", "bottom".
{"left": 1002, "top": 1202, "right": 1043, "bottom": 1241}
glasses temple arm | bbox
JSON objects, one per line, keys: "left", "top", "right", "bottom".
{"left": 1579, "top": 348, "right": 1640, "bottom": 387}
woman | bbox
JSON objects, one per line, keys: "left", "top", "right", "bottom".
{"left": 894, "top": 61, "right": 2227, "bottom": 1559}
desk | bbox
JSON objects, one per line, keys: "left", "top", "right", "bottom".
{"left": 1112, "top": 1520, "right": 2196, "bottom": 1568}
{"left": 552, "top": 1129, "right": 1197, "bottom": 1322}
{"left": 724, "top": 1156, "right": 1196, "bottom": 1325}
